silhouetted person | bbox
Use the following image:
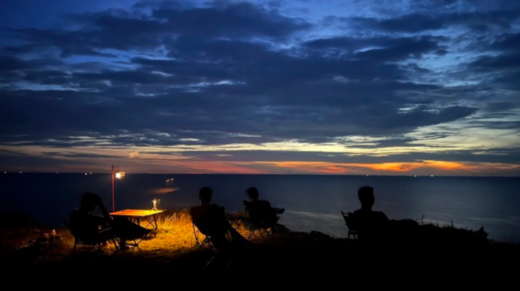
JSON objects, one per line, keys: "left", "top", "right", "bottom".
{"left": 350, "top": 186, "right": 390, "bottom": 245}
{"left": 190, "top": 187, "right": 250, "bottom": 252}
{"left": 243, "top": 187, "right": 283, "bottom": 227}
{"left": 70, "top": 192, "right": 150, "bottom": 250}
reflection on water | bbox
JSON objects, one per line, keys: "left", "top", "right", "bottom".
{"left": 1, "top": 174, "right": 520, "bottom": 243}
{"left": 286, "top": 211, "right": 342, "bottom": 221}
{"left": 147, "top": 187, "right": 180, "bottom": 195}
{"left": 147, "top": 177, "right": 179, "bottom": 195}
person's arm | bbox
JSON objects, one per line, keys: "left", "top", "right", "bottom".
{"left": 94, "top": 195, "right": 113, "bottom": 224}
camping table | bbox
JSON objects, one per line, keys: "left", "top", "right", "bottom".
{"left": 110, "top": 209, "right": 165, "bottom": 229}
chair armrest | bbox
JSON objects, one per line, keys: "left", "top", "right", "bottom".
{"left": 98, "top": 227, "right": 113, "bottom": 234}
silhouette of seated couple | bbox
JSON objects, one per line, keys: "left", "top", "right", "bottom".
{"left": 348, "top": 186, "right": 391, "bottom": 245}
{"left": 190, "top": 186, "right": 284, "bottom": 252}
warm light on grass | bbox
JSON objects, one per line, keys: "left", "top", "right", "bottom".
{"left": 3, "top": 209, "right": 258, "bottom": 265}
{"left": 137, "top": 209, "right": 251, "bottom": 254}
{"left": 61, "top": 209, "right": 250, "bottom": 256}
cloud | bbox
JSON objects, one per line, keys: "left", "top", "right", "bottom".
{"left": 304, "top": 36, "right": 446, "bottom": 62}
{"left": 350, "top": 14, "right": 445, "bottom": 33}
{"left": 354, "top": 37, "right": 445, "bottom": 62}
{"left": 484, "top": 102, "right": 517, "bottom": 112}
{"left": 252, "top": 160, "right": 520, "bottom": 175}
{"left": 491, "top": 33, "right": 520, "bottom": 51}
{"left": 334, "top": 0, "right": 520, "bottom": 34}
{"left": 8, "top": 1, "right": 309, "bottom": 58}
{"left": 152, "top": 1, "right": 310, "bottom": 38}
{"left": 0, "top": 0, "right": 519, "bottom": 174}
{"left": 469, "top": 52, "right": 520, "bottom": 70}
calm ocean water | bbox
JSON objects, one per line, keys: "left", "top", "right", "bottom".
{"left": 1, "top": 173, "right": 519, "bottom": 243}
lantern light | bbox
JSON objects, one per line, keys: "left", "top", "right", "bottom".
{"left": 152, "top": 198, "right": 160, "bottom": 211}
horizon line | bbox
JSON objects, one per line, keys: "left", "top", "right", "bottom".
{"left": 2, "top": 172, "right": 519, "bottom": 178}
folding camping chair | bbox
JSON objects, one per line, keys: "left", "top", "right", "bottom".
{"left": 243, "top": 203, "right": 280, "bottom": 240}
{"left": 190, "top": 207, "right": 234, "bottom": 273}
{"left": 192, "top": 219, "right": 211, "bottom": 248}
{"left": 63, "top": 219, "right": 119, "bottom": 254}
{"left": 341, "top": 210, "right": 358, "bottom": 240}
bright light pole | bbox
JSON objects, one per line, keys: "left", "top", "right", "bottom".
{"left": 111, "top": 165, "right": 125, "bottom": 212}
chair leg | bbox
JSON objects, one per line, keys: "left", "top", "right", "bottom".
{"left": 134, "top": 240, "right": 143, "bottom": 256}
{"left": 258, "top": 228, "right": 269, "bottom": 239}
{"left": 112, "top": 238, "right": 119, "bottom": 250}
{"left": 204, "top": 255, "right": 216, "bottom": 270}
{"left": 224, "top": 258, "right": 232, "bottom": 273}
{"left": 121, "top": 239, "right": 143, "bottom": 257}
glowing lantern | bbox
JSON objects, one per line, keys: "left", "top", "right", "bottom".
{"left": 152, "top": 199, "right": 160, "bottom": 211}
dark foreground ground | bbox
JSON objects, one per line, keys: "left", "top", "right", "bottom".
{"left": 2, "top": 213, "right": 520, "bottom": 285}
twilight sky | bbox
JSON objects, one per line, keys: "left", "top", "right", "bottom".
{"left": 1, "top": 0, "right": 519, "bottom": 175}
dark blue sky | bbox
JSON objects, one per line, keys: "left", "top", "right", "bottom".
{"left": 1, "top": 0, "right": 519, "bottom": 175}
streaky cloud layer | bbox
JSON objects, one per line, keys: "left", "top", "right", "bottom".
{"left": 0, "top": 0, "right": 519, "bottom": 175}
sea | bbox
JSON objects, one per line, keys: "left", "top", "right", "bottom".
{"left": 1, "top": 173, "right": 519, "bottom": 243}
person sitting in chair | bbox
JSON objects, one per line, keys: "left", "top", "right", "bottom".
{"left": 349, "top": 186, "right": 390, "bottom": 245}
{"left": 243, "top": 187, "right": 284, "bottom": 228}
{"left": 70, "top": 192, "right": 150, "bottom": 250}
{"left": 190, "top": 187, "right": 250, "bottom": 252}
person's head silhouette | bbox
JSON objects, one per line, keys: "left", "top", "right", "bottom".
{"left": 358, "top": 186, "right": 375, "bottom": 210}
{"left": 80, "top": 192, "right": 100, "bottom": 211}
{"left": 246, "top": 187, "right": 259, "bottom": 201}
{"left": 199, "top": 187, "right": 212, "bottom": 205}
